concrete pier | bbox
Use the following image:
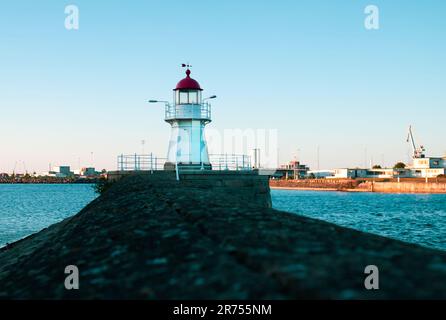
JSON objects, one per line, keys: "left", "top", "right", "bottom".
{"left": 0, "top": 173, "right": 445, "bottom": 299}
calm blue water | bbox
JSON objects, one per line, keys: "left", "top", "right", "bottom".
{"left": 1, "top": 185, "right": 445, "bottom": 251}
{"left": 0, "top": 184, "right": 97, "bottom": 247}
{"left": 272, "top": 189, "right": 446, "bottom": 251}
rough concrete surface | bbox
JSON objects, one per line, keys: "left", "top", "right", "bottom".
{"left": 0, "top": 173, "right": 445, "bottom": 299}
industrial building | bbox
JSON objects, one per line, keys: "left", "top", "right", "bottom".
{"left": 270, "top": 160, "right": 310, "bottom": 179}
{"left": 307, "top": 170, "right": 335, "bottom": 179}
{"left": 403, "top": 125, "right": 446, "bottom": 177}
{"left": 409, "top": 157, "right": 446, "bottom": 178}
{"left": 44, "top": 166, "right": 73, "bottom": 178}
{"left": 330, "top": 168, "right": 405, "bottom": 179}
{"left": 41, "top": 166, "right": 99, "bottom": 178}
{"left": 274, "top": 126, "right": 445, "bottom": 180}
{"left": 73, "top": 167, "right": 99, "bottom": 177}
{"left": 330, "top": 126, "right": 446, "bottom": 179}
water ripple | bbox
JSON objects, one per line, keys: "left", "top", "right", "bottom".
{"left": 0, "top": 184, "right": 97, "bottom": 246}
{"left": 272, "top": 190, "right": 446, "bottom": 251}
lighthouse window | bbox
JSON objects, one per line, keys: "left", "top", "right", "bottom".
{"left": 188, "top": 91, "right": 198, "bottom": 104}
{"left": 176, "top": 90, "right": 200, "bottom": 104}
{"left": 179, "top": 91, "right": 188, "bottom": 104}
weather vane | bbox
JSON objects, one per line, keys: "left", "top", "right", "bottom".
{"left": 181, "top": 63, "right": 192, "bottom": 68}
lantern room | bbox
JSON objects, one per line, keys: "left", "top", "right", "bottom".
{"left": 174, "top": 69, "right": 203, "bottom": 105}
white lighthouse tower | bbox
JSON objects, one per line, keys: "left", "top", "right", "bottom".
{"left": 163, "top": 67, "right": 213, "bottom": 170}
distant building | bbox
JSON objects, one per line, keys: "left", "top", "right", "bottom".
{"left": 54, "top": 166, "right": 73, "bottom": 177}
{"left": 326, "top": 126, "right": 446, "bottom": 179}
{"left": 272, "top": 160, "right": 310, "bottom": 179}
{"left": 40, "top": 165, "right": 101, "bottom": 178}
{"left": 405, "top": 126, "right": 446, "bottom": 177}
{"left": 365, "top": 168, "right": 407, "bottom": 178}
{"left": 409, "top": 157, "right": 446, "bottom": 178}
{"left": 41, "top": 166, "right": 73, "bottom": 178}
{"left": 79, "top": 167, "right": 98, "bottom": 177}
{"left": 329, "top": 161, "right": 446, "bottom": 179}
{"left": 307, "top": 170, "right": 335, "bottom": 178}
{"left": 330, "top": 168, "right": 368, "bottom": 179}
{"left": 330, "top": 167, "right": 415, "bottom": 179}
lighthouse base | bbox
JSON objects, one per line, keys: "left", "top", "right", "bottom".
{"left": 164, "top": 162, "right": 212, "bottom": 171}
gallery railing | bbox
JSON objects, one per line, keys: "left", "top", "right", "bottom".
{"left": 165, "top": 103, "right": 211, "bottom": 122}
{"left": 117, "top": 153, "right": 252, "bottom": 172}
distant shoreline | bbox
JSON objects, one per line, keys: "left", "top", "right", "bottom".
{"left": 0, "top": 180, "right": 98, "bottom": 185}
{"left": 270, "top": 181, "right": 446, "bottom": 194}
{"left": 270, "top": 186, "right": 367, "bottom": 193}
{"left": 269, "top": 186, "right": 440, "bottom": 194}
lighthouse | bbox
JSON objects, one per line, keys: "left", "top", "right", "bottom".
{"left": 162, "top": 67, "right": 214, "bottom": 170}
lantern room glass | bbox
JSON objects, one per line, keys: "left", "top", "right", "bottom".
{"left": 175, "top": 90, "right": 201, "bottom": 105}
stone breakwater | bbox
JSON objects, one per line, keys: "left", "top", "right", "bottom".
{"left": 270, "top": 178, "right": 446, "bottom": 194}
{"left": 270, "top": 179, "right": 361, "bottom": 191}
{"left": 0, "top": 172, "right": 445, "bottom": 299}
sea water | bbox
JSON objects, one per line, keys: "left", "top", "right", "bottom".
{"left": 272, "top": 189, "right": 446, "bottom": 251}
{"left": 0, "top": 184, "right": 97, "bottom": 247}
{"left": 0, "top": 184, "right": 444, "bottom": 251}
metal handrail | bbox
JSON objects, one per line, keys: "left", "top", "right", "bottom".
{"left": 117, "top": 153, "right": 252, "bottom": 172}
{"left": 165, "top": 102, "right": 211, "bottom": 121}
{"left": 209, "top": 154, "right": 252, "bottom": 171}
{"left": 117, "top": 154, "right": 167, "bottom": 172}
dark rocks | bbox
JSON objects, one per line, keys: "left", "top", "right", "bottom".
{"left": 0, "top": 172, "right": 445, "bottom": 299}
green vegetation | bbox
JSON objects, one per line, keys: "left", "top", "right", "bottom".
{"left": 94, "top": 177, "right": 115, "bottom": 195}
{"left": 372, "top": 165, "right": 382, "bottom": 169}
{"left": 393, "top": 162, "right": 406, "bottom": 169}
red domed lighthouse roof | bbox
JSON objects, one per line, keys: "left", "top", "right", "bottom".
{"left": 175, "top": 69, "right": 202, "bottom": 91}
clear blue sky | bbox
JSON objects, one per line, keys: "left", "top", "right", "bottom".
{"left": 1, "top": 0, "right": 445, "bottom": 173}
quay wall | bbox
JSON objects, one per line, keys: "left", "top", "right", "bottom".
{"left": 358, "top": 181, "right": 446, "bottom": 194}
{"left": 269, "top": 179, "right": 360, "bottom": 191}
{"left": 108, "top": 170, "right": 272, "bottom": 208}
{"left": 269, "top": 178, "right": 446, "bottom": 194}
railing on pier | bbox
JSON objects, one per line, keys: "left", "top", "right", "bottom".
{"left": 209, "top": 154, "right": 252, "bottom": 171}
{"left": 117, "top": 153, "right": 252, "bottom": 172}
{"left": 117, "top": 154, "right": 167, "bottom": 172}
